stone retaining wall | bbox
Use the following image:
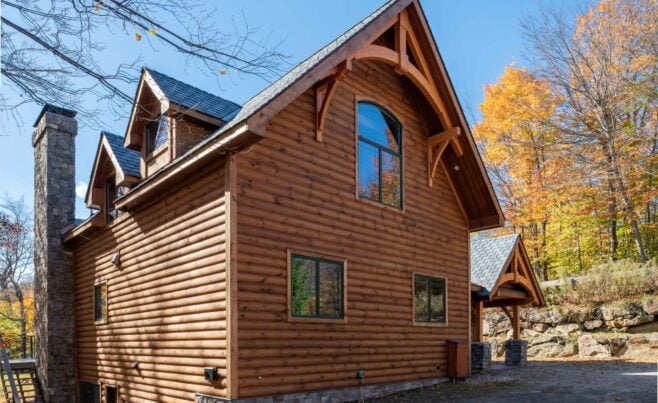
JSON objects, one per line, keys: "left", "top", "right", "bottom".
{"left": 485, "top": 297, "right": 658, "bottom": 359}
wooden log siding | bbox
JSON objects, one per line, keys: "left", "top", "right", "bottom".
{"left": 235, "top": 60, "right": 469, "bottom": 397}
{"left": 72, "top": 159, "right": 229, "bottom": 402}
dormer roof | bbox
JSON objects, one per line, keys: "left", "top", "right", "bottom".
{"left": 85, "top": 131, "right": 141, "bottom": 208}
{"left": 104, "top": 131, "right": 141, "bottom": 178}
{"left": 145, "top": 68, "right": 241, "bottom": 121}
{"left": 123, "top": 68, "right": 240, "bottom": 150}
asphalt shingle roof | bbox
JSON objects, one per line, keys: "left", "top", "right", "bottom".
{"left": 103, "top": 131, "right": 141, "bottom": 178}
{"left": 144, "top": 68, "right": 241, "bottom": 121}
{"left": 470, "top": 233, "right": 520, "bottom": 293}
{"left": 183, "top": 0, "right": 398, "bottom": 156}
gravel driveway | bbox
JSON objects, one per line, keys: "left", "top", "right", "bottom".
{"left": 368, "top": 360, "right": 657, "bottom": 403}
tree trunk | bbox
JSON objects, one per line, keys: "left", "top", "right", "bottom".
{"left": 10, "top": 280, "right": 26, "bottom": 358}
{"left": 607, "top": 141, "right": 648, "bottom": 262}
{"left": 607, "top": 178, "right": 618, "bottom": 261}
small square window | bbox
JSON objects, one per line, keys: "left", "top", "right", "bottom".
{"left": 290, "top": 254, "right": 344, "bottom": 320}
{"left": 414, "top": 274, "right": 446, "bottom": 324}
{"left": 94, "top": 282, "right": 108, "bottom": 323}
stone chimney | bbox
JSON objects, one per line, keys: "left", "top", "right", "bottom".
{"left": 32, "top": 104, "right": 77, "bottom": 402}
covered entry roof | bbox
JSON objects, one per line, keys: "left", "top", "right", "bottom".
{"left": 471, "top": 234, "right": 545, "bottom": 307}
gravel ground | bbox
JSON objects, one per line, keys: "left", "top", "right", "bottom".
{"left": 368, "top": 359, "right": 657, "bottom": 403}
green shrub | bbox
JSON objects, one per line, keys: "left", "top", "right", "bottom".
{"left": 543, "top": 258, "right": 658, "bottom": 306}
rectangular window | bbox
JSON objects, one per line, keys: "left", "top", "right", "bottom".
{"left": 146, "top": 116, "right": 169, "bottom": 156}
{"left": 79, "top": 381, "right": 100, "bottom": 403}
{"left": 414, "top": 274, "right": 446, "bottom": 324}
{"left": 94, "top": 281, "right": 108, "bottom": 323}
{"left": 105, "top": 176, "right": 117, "bottom": 224}
{"left": 290, "top": 254, "right": 344, "bottom": 320}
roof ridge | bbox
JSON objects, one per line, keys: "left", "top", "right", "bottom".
{"left": 143, "top": 67, "right": 241, "bottom": 110}
{"left": 238, "top": 0, "right": 398, "bottom": 111}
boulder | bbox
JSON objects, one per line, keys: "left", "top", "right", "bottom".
{"left": 555, "top": 323, "right": 581, "bottom": 335}
{"left": 528, "top": 334, "right": 561, "bottom": 347}
{"left": 527, "top": 308, "right": 568, "bottom": 325}
{"left": 583, "top": 320, "right": 603, "bottom": 330}
{"left": 527, "top": 341, "right": 578, "bottom": 358}
{"left": 641, "top": 297, "right": 658, "bottom": 316}
{"left": 578, "top": 334, "right": 611, "bottom": 357}
{"left": 600, "top": 302, "right": 641, "bottom": 321}
{"left": 522, "top": 328, "right": 541, "bottom": 338}
{"left": 533, "top": 323, "right": 549, "bottom": 332}
{"left": 566, "top": 307, "right": 595, "bottom": 323}
{"left": 606, "top": 315, "right": 653, "bottom": 329}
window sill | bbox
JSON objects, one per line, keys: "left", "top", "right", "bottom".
{"left": 412, "top": 320, "right": 449, "bottom": 327}
{"left": 94, "top": 319, "right": 108, "bottom": 326}
{"left": 356, "top": 195, "right": 405, "bottom": 214}
{"left": 145, "top": 145, "right": 168, "bottom": 163}
{"left": 288, "top": 316, "right": 347, "bottom": 324}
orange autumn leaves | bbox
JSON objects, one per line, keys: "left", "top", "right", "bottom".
{"left": 474, "top": 0, "right": 658, "bottom": 278}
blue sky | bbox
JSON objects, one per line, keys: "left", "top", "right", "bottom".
{"left": 0, "top": 0, "right": 575, "bottom": 218}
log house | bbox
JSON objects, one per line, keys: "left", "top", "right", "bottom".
{"left": 61, "top": 0, "right": 509, "bottom": 401}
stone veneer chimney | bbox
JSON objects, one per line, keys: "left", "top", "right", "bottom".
{"left": 32, "top": 104, "right": 77, "bottom": 402}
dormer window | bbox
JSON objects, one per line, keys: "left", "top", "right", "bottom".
{"left": 105, "top": 176, "right": 117, "bottom": 224}
{"left": 146, "top": 116, "right": 169, "bottom": 156}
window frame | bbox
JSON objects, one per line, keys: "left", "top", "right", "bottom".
{"left": 93, "top": 280, "right": 108, "bottom": 325}
{"left": 287, "top": 249, "right": 347, "bottom": 323}
{"left": 103, "top": 383, "right": 119, "bottom": 403}
{"left": 104, "top": 175, "right": 117, "bottom": 225}
{"left": 145, "top": 115, "right": 169, "bottom": 158}
{"left": 354, "top": 97, "right": 404, "bottom": 211}
{"left": 412, "top": 272, "right": 448, "bottom": 327}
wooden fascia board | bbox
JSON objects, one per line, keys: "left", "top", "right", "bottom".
{"left": 124, "top": 75, "right": 146, "bottom": 149}
{"left": 62, "top": 212, "right": 102, "bottom": 243}
{"left": 85, "top": 136, "right": 105, "bottom": 208}
{"left": 115, "top": 122, "right": 259, "bottom": 209}
{"left": 168, "top": 103, "right": 224, "bottom": 127}
{"left": 408, "top": 0, "right": 505, "bottom": 227}
{"left": 124, "top": 70, "right": 170, "bottom": 150}
{"left": 516, "top": 236, "right": 546, "bottom": 306}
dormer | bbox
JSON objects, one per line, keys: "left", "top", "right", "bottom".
{"left": 86, "top": 132, "right": 141, "bottom": 225}
{"left": 124, "top": 68, "right": 241, "bottom": 178}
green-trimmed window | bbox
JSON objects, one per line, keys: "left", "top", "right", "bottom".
{"left": 357, "top": 102, "right": 402, "bottom": 208}
{"left": 414, "top": 274, "right": 446, "bottom": 323}
{"left": 290, "top": 254, "right": 344, "bottom": 319}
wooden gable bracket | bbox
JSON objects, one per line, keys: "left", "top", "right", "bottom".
{"left": 349, "top": 10, "right": 452, "bottom": 131}
{"left": 315, "top": 60, "right": 352, "bottom": 142}
{"left": 427, "top": 126, "right": 463, "bottom": 187}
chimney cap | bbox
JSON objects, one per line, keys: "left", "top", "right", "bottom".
{"left": 33, "top": 104, "right": 77, "bottom": 127}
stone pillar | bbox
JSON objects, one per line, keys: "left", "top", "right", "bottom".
{"left": 471, "top": 341, "right": 491, "bottom": 372}
{"left": 504, "top": 339, "right": 528, "bottom": 367}
{"left": 33, "top": 104, "right": 78, "bottom": 402}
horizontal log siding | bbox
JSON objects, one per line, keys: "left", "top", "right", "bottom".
{"left": 235, "top": 60, "right": 469, "bottom": 398}
{"left": 73, "top": 160, "right": 228, "bottom": 402}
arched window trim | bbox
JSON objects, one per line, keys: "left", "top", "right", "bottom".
{"left": 356, "top": 99, "right": 403, "bottom": 209}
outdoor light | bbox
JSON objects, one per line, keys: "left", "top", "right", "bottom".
{"left": 454, "top": 165, "right": 460, "bottom": 171}
{"left": 131, "top": 361, "right": 139, "bottom": 369}
{"left": 110, "top": 251, "right": 121, "bottom": 268}
{"left": 356, "top": 370, "right": 365, "bottom": 380}
{"left": 204, "top": 367, "right": 218, "bottom": 382}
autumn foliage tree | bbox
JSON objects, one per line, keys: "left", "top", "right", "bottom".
{"left": 476, "top": 0, "right": 657, "bottom": 277}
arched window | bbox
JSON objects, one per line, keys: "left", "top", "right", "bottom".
{"left": 357, "top": 102, "right": 402, "bottom": 208}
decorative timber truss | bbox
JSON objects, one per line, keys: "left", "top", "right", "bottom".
{"left": 313, "top": 9, "right": 463, "bottom": 187}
